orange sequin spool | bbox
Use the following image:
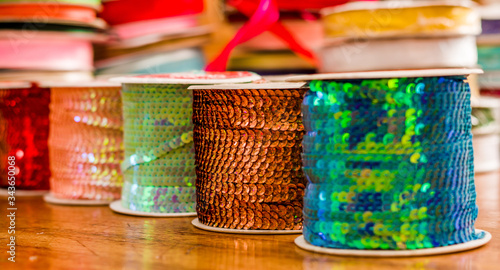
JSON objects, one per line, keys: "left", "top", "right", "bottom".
{"left": 48, "top": 82, "right": 123, "bottom": 200}
{"left": 191, "top": 83, "right": 308, "bottom": 231}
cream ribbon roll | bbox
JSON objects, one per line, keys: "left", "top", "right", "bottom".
{"left": 319, "top": 36, "right": 478, "bottom": 73}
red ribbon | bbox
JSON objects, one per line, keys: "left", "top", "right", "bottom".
{"left": 100, "top": 0, "right": 204, "bottom": 26}
{"left": 229, "top": 0, "right": 352, "bottom": 11}
{"left": 206, "top": 0, "right": 375, "bottom": 72}
{"left": 206, "top": 0, "right": 280, "bottom": 71}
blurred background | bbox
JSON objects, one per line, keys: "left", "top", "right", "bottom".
{"left": 0, "top": 0, "right": 495, "bottom": 78}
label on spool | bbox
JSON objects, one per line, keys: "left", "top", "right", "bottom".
{"left": 0, "top": 81, "right": 31, "bottom": 90}
{"left": 137, "top": 71, "right": 256, "bottom": 80}
{"left": 112, "top": 71, "right": 262, "bottom": 85}
{"left": 188, "top": 82, "right": 306, "bottom": 90}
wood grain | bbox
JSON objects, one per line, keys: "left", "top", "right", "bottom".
{"left": 1, "top": 171, "right": 499, "bottom": 270}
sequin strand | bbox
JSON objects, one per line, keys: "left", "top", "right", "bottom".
{"left": 0, "top": 85, "right": 51, "bottom": 190}
{"left": 49, "top": 87, "right": 123, "bottom": 200}
{"left": 193, "top": 87, "right": 307, "bottom": 230}
{"left": 121, "top": 84, "right": 196, "bottom": 213}
{"left": 302, "top": 77, "right": 482, "bottom": 249}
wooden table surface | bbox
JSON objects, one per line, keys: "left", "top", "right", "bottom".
{"left": 1, "top": 171, "right": 499, "bottom": 270}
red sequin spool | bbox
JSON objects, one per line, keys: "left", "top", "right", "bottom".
{"left": 0, "top": 82, "right": 51, "bottom": 190}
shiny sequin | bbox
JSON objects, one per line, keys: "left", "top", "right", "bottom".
{"left": 193, "top": 87, "right": 307, "bottom": 230}
{"left": 302, "top": 77, "right": 482, "bottom": 249}
{"left": 49, "top": 86, "right": 123, "bottom": 200}
{"left": 121, "top": 84, "right": 196, "bottom": 213}
{"left": 0, "top": 85, "right": 50, "bottom": 190}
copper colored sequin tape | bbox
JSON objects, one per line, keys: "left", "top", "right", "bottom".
{"left": 49, "top": 86, "right": 123, "bottom": 200}
{"left": 0, "top": 85, "right": 51, "bottom": 190}
{"left": 193, "top": 87, "right": 307, "bottom": 230}
{"left": 121, "top": 84, "right": 196, "bottom": 213}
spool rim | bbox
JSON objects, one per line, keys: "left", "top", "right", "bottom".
{"left": 286, "top": 68, "right": 484, "bottom": 82}
{"left": 111, "top": 71, "right": 261, "bottom": 85}
{"left": 0, "top": 188, "right": 48, "bottom": 197}
{"left": 109, "top": 200, "right": 197, "bottom": 217}
{"left": 43, "top": 193, "right": 111, "bottom": 206}
{"left": 191, "top": 218, "right": 302, "bottom": 235}
{"left": 294, "top": 230, "right": 491, "bottom": 257}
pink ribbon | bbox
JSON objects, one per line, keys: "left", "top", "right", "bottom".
{"left": 206, "top": 0, "right": 280, "bottom": 71}
{"left": 206, "top": 0, "right": 379, "bottom": 72}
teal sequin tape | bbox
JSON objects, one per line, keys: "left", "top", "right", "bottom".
{"left": 121, "top": 84, "right": 196, "bottom": 213}
{"left": 302, "top": 76, "right": 483, "bottom": 250}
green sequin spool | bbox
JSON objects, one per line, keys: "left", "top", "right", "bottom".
{"left": 121, "top": 84, "right": 196, "bottom": 213}
{"left": 116, "top": 71, "right": 261, "bottom": 214}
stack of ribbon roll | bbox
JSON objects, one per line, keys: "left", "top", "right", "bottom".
{"left": 471, "top": 98, "right": 500, "bottom": 172}
{"left": 0, "top": 82, "right": 50, "bottom": 195}
{"left": 43, "top": 81, "right": 123, "bottom": 205}
{"left": 472, "top": 4, "right": 500, "bottom": 172}
{"left": 0, "top": 0, "right": 106, "bottom": 81}
{"left": 477, "top": 4, "right": 500, "bottom": 95}
{"left": 95, "top": 0, "right": 210, "bottom": 75}
{"left": 319, "top": 0, "right": 481, "bottom": 73}
{"left": 109, "top": 71, "right": 260, "bottom": 217}
{"left": 289, "top": 69, "right": 491, "bottom": 256}
{"left": 189, "top": 82, "right": 307, "bottom": 233}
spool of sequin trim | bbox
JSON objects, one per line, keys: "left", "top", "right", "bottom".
{"left": 288, "top": 69, "right": 491, "bottom": 256}
{"left": 42, "top": 81, "right": 123, "bottom": 206}
{"left": 109, "top": 72, "right": 261, "bottom": 217}
{"left": 0, "top": 82, "right": 50, "bottom": 196}
{"left": 189, "top": 82, "right": 307, "bottom": 234}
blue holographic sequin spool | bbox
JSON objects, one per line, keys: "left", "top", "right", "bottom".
{"left": 301, "top": 74, "right": 483, "bottom": 250}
